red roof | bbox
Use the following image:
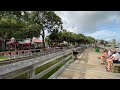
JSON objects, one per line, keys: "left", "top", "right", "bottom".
{"left": 7, "top": 40, "right": 15, "bottom": 44}
{"left": 33, "top": 39, "right": 43, "bottom": 43}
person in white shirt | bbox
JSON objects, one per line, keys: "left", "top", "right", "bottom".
{"left": 106, "top": 51, "right": 120, "bottom": 72}
{"left": 107, "top": 50, "right": 113, "bottom": 58}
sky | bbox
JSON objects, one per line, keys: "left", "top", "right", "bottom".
{"left": 54, "top": 11, "right": 120, "bottom": 42}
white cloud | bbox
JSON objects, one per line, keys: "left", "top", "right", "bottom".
{"left": 54, "top": 11, "right": 120, "bottom": 41}
{"left": 55, "top": 11, "right": 119, "bottom": 33}
{"left": 86, "top": 30, "right": 120, "bottom": 42}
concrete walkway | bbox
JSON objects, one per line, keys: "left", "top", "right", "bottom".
{"left": 56, "top": 48, "right": 120, "bottom": 79}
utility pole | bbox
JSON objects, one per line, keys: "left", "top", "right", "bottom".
{"left": 112, "top": 39, "right": 116, "bottom": 49}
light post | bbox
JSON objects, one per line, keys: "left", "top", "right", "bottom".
{"left": 112, "top": 39, "right": 116, "bottom": 49}
{"left": 11, "top": 37, "right": 16, "bottom": 51}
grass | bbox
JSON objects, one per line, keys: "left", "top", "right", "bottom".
{"left": 40, "top": 63, "right": 64, "bottom": 79}
{"left": 13, "top": 72, "right": 29, "bottom": 79}
{"left": 40, "top": 56, "right": 73, "bottom": 79}
{"left": 0, "top": 56, "right": 8, "bottom": 61}
{"left": 35, "top": 57, "right": 63, "bottom": 75}
{"left": 35, "top": 53, "right": 72, "bottom": 75}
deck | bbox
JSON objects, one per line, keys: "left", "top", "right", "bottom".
{"left": 56, "top": 48, "right": 120, "bottom": 79}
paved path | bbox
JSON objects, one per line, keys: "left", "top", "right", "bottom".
{"left": 56, "top": 48, "right": 120, "bottom": 79}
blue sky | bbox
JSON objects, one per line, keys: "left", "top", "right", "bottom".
{"left": 97, "top": 20, "right": 120, "bottom": 32}
{"left": 86, "top": 20, "right": 120, "bottom": 42}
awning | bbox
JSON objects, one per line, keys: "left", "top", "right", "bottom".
{"left": 19, "top": 40, "right": 30, "bottom": 44}
{"left": 33, "top": 39, "right": 43, "bottom": 43}
{"left": 6, "top": 40, "right": 15, "bottom": 44}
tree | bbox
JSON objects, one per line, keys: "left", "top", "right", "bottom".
{"left": 0, "top": 11, "right": 25, "bottom": 50}
{"left": 45, "top": 36, "right": 52, "bottom": 47}
{"left": 0, "top": 11, "right": 42, "bottom": 50}
{"left": 33, "top": 11, "right": 63, "bottom": 47}
{"left": 48, "top": 29, "right": 97, "bottom": 47}
{"left": 14, "top": 11, "right": 42, "bottom": 43}
{"left": 76, "top": 34, "right": 86, "bottom": 45}
{"left": 100, "top": 40, "right": 105, "bottom": 45}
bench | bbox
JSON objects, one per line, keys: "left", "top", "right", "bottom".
{"left": 112, "top": 63, "right": 120, "bottom": 73}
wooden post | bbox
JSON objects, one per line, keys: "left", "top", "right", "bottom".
{"left": 29, "top": 69, "right": 35, "bottom": 79}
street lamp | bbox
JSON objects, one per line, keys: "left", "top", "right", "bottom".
{"left": 11, "top": 37, "right": 16, "bottom": 51}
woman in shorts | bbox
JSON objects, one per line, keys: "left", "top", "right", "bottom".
{"left": 100, "top": 50, "right": 108, "bottom": 64}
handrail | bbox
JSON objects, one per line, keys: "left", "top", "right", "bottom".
{"left": 0, "top": 46, "right": 88, "bottom": 64}
{"left": 0, "top": 46, "right": 91, "bottom": 79}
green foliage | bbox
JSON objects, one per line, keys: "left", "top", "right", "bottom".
{"left": 0, "top": 11, "right": 63, "bottom": 50}
{"left": 14, "top": 72, "right": 29, "bottom": 79}
{"left": 35, "top": 57, "right": 62, "bottom": 75}
{"left": 0, "top": 11, "right": 102, "bottom": 49}
{"left": 47, "top": 29, "right": 96, "bottom": 46}
{"left": 40, "top": 63, "right": 64, "bottom": 79}
{"left": 40, "top": 54, "right": 72, "bottom": 79}
{"left": 0, "top": 56, "right": 8, "bottom": 61}
{"left": 32, "top": 11, "right": 63, "bottom": 47}
{"left": 35, "top": 53, "right": 71, "bottom": 75}
{"left": 0, "top": 11, "right": 42, "bottom": 40}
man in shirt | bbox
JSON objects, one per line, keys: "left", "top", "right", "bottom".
{"left": 107, "top": 49, "right": 113, "bottom": 58}
{"left": 106, "top": 51, "right": 120, "bottom": 72}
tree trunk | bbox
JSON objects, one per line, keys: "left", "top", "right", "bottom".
{"left": 5, "top": 40, "right": 7, "bottom": 50}
{"left": 1, "top": 39, "right": 7, "bottom": 51}
{"left": 74, "top": 42, "right": 75, "bottom": 46}
{"left": 30, "top": 38, "right": 32, "bottom": 49}
{"left": 8, "top": 44, "right": 10, "bottom": 51}
{"left": 14, "top": 42, "right": 16, "bottom": 51}
{"left": 42, "top": 29, "right": 45, "bottom": 48}
{"left": 22, "top": 44, "right": 23, "bottom": 50}
{"left": 68, "top": 42, "right": 70, "bottom": 46}
{"left": 2, "top": 39, "right": 5, "bottom": 51}
{"left": 2, "top": 32, "right": 9, "bottom": 51}
{"left": 58, "top": 41, "right": 60, "bottom": 45}
{"left": 55, "top": 40, "right": 57, "bottom": 47}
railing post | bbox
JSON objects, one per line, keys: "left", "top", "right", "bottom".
{"left": 33, "top": 49, "right": 35, "bottom": 55}
{"left": 29, "top": 69, "right": 35, "bottom": 79}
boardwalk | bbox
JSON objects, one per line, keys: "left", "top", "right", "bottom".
{"left": 56, "top": 48, "right": 120, "bottom": 79}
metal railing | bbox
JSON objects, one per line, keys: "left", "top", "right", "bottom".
{"left": 0, "top": 45, "right": 89, "bottom": 64}
{"left": 0, "top": 45, "right": 93, "bottom": 79}
{"left": 0, "top": 48, "right": 67, "bottom": 64}
{"left": 0, "top": 49, "right": 73, "bottom": 79}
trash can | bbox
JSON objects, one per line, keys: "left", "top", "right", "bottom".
{"left": 95, "top": 47, "right": 99, "bottom": 52}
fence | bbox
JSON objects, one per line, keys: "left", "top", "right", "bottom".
{"left": 0, "top": 48, "right": 66, "bottom": 64}
{"left": 0, "top": 49, "right": 73, "bottom": 79}
{"left": 0, "top": 46, "right": 87, "bottom": 79}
